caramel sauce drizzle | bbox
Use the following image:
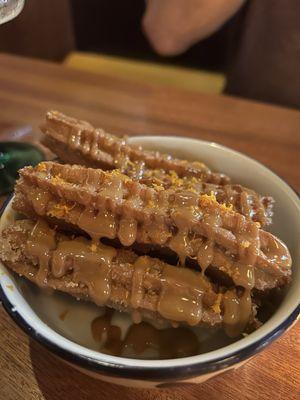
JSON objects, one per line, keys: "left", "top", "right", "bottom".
{"left": 26, "top": 219, "right": 56, "bottom": 286}
{"left": 24, "top": 194, "right": 258, "bottom": 336}
{"left": 157, "top": 264, "right": 206, "bottom": 326}
{"left": 59, "top": 309, "right": 69, "bottom": 321}
{"left": 24, "top": 220, "right": 211, "bottom": 328}
{"left": 118, "top": 218, "right": 137, "bottom": 247}
{"left": 131, "top": 257, "right": 208, "bottom": 326}
{"left": 223, "top": 289, "right": 252, "bottom": 338}
{"left": 72, "top": 192, "right": 262, "bottom": 335}
{"left": 91, "top": 310, "right": 200, "bottom": 359}
{"left": 21, "top": 166, "right": 289, "bottom": 276}
{"left": 52, "top": 238, "right": 116, "bottom": 306}
{"left": 19, "top": 162, "right": 291, "bottom": 338}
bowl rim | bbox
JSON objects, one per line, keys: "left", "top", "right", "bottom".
{"left": 0, "top": 137, "right": 299, "bottom": 381}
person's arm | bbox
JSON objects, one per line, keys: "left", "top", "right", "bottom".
{"left": 142, "top": 0, "right": 246, "bottom": 56}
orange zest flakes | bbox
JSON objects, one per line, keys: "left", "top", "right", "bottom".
{"left": 199, "top": 192, "right": 217, "bottom": 207}
{"left": 50, "top": 174, "right": 65, "bottom": 185}
{"left": 212, "top": 293, "right": 222, "bottom": 314}
{"left": 109, "top": 169, "right": 121, "bottom": 176}
{"left": 89, "top": 243, "right": 98, "bottom": 252}
{"left": 189, "top": 205, "right": 198, "bottom": 213}
{"left": 209, "top": 191, "right": 217, "bottom": 200}
{"left": 220, "top": 203, "right": 234, "bottom": 212}
{"left": 47, "top": 202, "right": 74, "bottom": 218}
{"left": 152, "top": 183, "right": 164, "bottom": 191}
{"left": 188, "top": 177, "right": 199, "bottom": 185}
{"left": 36, "top": 162, "right": 47, "bottom": 173}
{"left": 186, "top": 186, "right": 198, "bottom": 194}
{"left": 241, "top": 240, "right": 250, "bottom": 249}
{"left": 108, "top": 169, "right": 130, "bottom": 182}
{"left": 200, "top": 192, "right": 234, "bottom": 212}
{"left": 168, "top": 170, "right": 183, "bottom": 187}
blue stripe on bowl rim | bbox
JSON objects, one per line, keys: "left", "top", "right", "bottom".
{"left": 0, "top": 276, "right": 298, "bottom": 381}
{"left": 0, "top": 166, "right": 299, "bottom": 382}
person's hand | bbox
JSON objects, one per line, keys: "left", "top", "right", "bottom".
{"left": 142, "top": 0, "right": 246, "bottom": 56}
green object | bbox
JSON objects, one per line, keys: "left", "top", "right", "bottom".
{"left": 0, "top": 142, "right": 44, "bottom": 195}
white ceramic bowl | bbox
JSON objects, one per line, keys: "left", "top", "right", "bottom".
{"left": 0, "top": 137, "right": 299, "bottom": 388}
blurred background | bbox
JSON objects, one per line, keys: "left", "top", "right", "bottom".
{"left": 0, "top": 0, "right": 299, "bottom": 109}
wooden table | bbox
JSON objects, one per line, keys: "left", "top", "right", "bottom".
{"left": 0, "top": 53, "right": 299, "bottom": 400}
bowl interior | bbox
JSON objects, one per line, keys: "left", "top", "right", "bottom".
{"left": 0, "top": 136, "right": 299, "bottom": 369}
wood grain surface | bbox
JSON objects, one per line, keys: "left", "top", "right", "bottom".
{"left": 0, "top": 53, "right": 299, "bottom": 400}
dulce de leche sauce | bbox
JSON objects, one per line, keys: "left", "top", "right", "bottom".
{"left": 91, "top": 309, "right": 200, "bottom": 359}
